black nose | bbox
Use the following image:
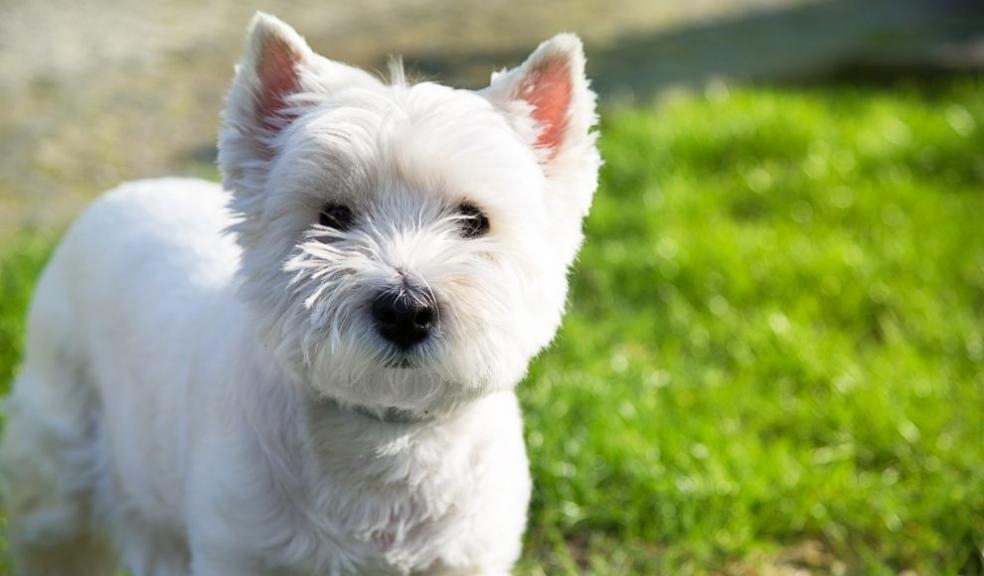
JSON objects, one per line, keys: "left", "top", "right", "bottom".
{"left": 371, "top": 287, "right": 436, "bottom": 349}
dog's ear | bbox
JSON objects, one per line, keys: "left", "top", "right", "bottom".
{"left": 219, "top": 14, "right": 313, "bottom": 172}
{"left": 219, "top": 13, "right": 376, "bottom": 198}
{"left": 482, "top": 34, "right": 600, "bottom": 225}
{"left": 482, "top": 34, "right": 598, "bottom": 171}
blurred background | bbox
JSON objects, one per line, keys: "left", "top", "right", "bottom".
{"left": 1, "top": 0, "right": 983, "bottom": 574}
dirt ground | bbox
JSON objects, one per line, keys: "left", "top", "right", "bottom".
{"left": 1, "top": 0, "right": 981, "bottom": 234}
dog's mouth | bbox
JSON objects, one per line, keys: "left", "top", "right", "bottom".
{"left": 379, "top": 347, "right": 434, "bottom": 369}
{"left": 384, "top": 356, "right": 420, "bottom": 369}
{"left": 377, "top": 340, "right": 439, "bottom": 370}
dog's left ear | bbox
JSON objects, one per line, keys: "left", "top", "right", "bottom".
{"left": 482, "top": 34, "right": 598, "bottom": 172}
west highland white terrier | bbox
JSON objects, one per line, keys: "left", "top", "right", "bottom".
{"left": 1, "top": 12, "right": 599, "bottom": 575}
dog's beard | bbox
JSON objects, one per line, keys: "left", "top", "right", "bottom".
{"left": 237, "top": 210, "right": 538, "bottom": 414}
{"left": 302, "top": 339, "right": 487, "bottom": 415}
{"left": 267, "top": 289, "right": 524, "bottom": 415}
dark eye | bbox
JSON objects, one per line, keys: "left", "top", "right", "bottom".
{"left": 319, "top": 203, "right": 354, "bottom": 231}
{"left": 457, "top": 202, "right": 490, "bottom": 239}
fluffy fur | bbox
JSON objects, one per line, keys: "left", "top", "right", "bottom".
{"left": 0, "top": 13, "right": 599, "bottom": 575}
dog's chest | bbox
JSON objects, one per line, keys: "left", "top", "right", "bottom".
{"left": 284, "top": 419, "right": 484, "bottom": 573}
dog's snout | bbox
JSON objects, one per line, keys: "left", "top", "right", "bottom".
{"left": 372, "top": 287, "right": 436, "bottom": 349}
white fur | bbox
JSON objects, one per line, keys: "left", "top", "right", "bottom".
{"left": 1, "top": 13, "right": 599, "bottom": 576}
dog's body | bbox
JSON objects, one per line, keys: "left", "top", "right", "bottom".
{"left": 1, "top": 13, "right": 599, "bottom": 576}
{"left": 3, "top": 179, "right": 530, "bottom": 575}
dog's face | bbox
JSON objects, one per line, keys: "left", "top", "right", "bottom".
{"left": 219, "top": 14, "right": 599, "bottom": 414}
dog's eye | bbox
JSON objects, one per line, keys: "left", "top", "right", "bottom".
{"left": 456, "top": 202, "right": 490, "bottom": 239}
{"left": 319, "top": 203, "right": 354, "bottom": 231}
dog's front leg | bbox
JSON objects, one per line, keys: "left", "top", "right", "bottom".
{"left": 186, "top": 444, "right": 278, "bottom": 575}
{"left": 190, "top": 550, "right": 272, "bottom": 576}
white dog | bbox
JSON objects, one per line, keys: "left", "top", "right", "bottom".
{"left": 1, "top": 12, "right": 599, "bottom": 575}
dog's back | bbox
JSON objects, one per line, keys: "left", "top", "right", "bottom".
{"left": 1, "top": 178, "right": 236, "bottom": 575}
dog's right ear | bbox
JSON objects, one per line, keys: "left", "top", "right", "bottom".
{"left": 219, "top": 13, "right": 313, "bottom": 190}
{"left": 219, "top": 13, "right": 376, "bottom": 199}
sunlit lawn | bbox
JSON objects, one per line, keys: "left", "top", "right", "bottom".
{"left": 2, "top": 79, "right": 983, "bottom": 574}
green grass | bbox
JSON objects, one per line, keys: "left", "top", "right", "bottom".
{"left": 2, "top": 79, "right": 983, "bottom": 574}
{"left": 519, "top": 79, "right": 984, "bottom": 574}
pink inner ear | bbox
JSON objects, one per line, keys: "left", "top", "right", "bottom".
{"left": 519, "top": 57, "right": 572, "bottom": 155}
{"left": 256, "top": 36, "right": 301, "bottom": 130}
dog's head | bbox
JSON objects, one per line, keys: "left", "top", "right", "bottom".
{"left": 219, "top": 13, "right": 599, "bottom": 414}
